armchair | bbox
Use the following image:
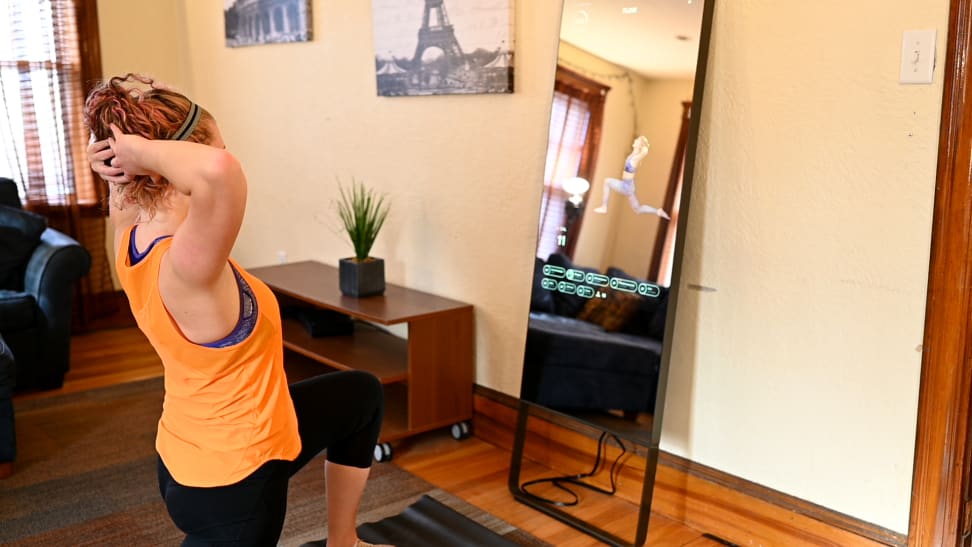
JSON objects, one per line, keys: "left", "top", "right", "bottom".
{"left": 0, "top": 178, "right": 91, "bottom": 390}
{"left": 0, "top": 334, "right": 14, "bottom": 477}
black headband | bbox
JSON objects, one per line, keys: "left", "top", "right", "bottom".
{"left": 171, "top": 102, "right": 201, "bottom": 141}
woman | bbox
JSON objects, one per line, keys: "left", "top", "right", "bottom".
{"left": 592, "top": 135, "right": 669, "bottom": 218}
{"left": 85, "top": 74, "right": 389, "bottom": 547}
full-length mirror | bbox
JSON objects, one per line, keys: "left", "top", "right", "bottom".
{"left": 509, "top": 1, "right": 714, "bottom": 545}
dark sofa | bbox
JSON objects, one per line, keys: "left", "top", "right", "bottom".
{"left": 0, "top": 178, "right": 91, "bottom": 390}
{"left": 520, "top": 253, "right": 669, "bottom": 414}
{"left": 0, "top": 334, "right": 15, "bottom": 477}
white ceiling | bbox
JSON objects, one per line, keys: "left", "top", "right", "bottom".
{"left": 559, "top": 0, "right": 705, "bottom": 78}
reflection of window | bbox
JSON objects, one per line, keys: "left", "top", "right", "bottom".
{"left": 536, "top": 66, "right": 607, "bottom": 260}
{"left": 649, "top": 101, "right": 692, "bottom": 286}
{"left": 536, "top": 90, "right": 589, "bottom": 258}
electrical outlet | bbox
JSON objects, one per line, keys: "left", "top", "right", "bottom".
{"left": 277, "top": 250, "right": 287, "bottom": 264}
{"left": 900, "top": 29, "right": 936, "bottom": 85}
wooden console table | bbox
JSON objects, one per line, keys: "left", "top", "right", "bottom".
{"left": 250, "top": 260, "right": 474, "bottom": 460}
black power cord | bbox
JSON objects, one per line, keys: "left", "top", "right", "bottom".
{"left": 702, "top": 533, "right": 740, "bottom": 546}
{"left": 519, "top": 431, "right": 629, "bottom": 507}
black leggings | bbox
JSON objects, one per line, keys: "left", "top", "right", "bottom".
{"left": 157, "top": 370, "right": 384, "bottom": 546}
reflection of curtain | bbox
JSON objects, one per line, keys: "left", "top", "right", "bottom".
{"left": 0, "top": 0, "right": 114, "bottom": 328}
{"left": 649, "top": 101, "right": 691, "bottom": 286}
{"left": 536, "top": 66, "right": 607, "bottom": 260}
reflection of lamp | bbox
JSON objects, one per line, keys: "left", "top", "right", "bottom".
{"left": 559, "top": 176, "right": 590, "bottom": 250}
{"left": 562, "top": 176, "right": 591, "bottom": 206}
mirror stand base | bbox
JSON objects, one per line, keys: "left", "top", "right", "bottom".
{"left": 507, "top": 401, "right": 657, "bottom": 547}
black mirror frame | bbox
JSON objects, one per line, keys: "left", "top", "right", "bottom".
{"left": 508, "top": 1, "right": 717, "bottom": 545}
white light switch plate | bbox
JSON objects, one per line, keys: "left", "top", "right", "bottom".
{"left": 900, "top": 29, "right": 936, "bottom": 84}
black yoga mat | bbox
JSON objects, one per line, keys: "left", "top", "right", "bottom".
{"left": 300, "top": 495, "right": 524, "bottom": 547}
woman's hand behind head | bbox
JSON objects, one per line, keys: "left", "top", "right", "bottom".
{"left": 108, "top": 124, "right": 159, "bottom": 180}
{"left": 83, "top": 73, "right": 212, "bottom": 217}
{"left": 86, "top": 137, "right": 128, "bottom": 184}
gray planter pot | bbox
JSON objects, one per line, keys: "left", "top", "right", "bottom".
{"left": 339, "top": 257, "right": 385, "bottom": 297}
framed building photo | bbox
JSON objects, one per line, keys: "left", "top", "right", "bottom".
{"left": 372, "top": 0, "right": 515, "bottom": 97}
{"left": 224, "top": 0, "right": 312, "bottom": 48}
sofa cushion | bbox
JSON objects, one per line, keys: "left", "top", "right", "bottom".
{"left": 545, "top": 253, "right": 599, "bottom": 317}
{"left": 576, "top": 288, "right": 641, "bottom": 331}
{"left": 530, "top": 257, "right": 556, "bottom": 313}
{"left": 0, "top": 204, "right": 47, "bottom": 290}
{"left": 523, "top": 312, "right": 662, "bottom": 413}
{"left": 0, "top": 178, "right": 20, "bottom": 209}
{"left": 0, "top": 290, "right": 37, "bottom": 330}
{"left": 606, "top": 267, "right": 669, "bottom": 339}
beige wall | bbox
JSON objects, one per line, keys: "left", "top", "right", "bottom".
{"left": 608, "top": 79, "right": 695, "bottom": 277}
{"left": 93, "top": 0, "right": 949, "bottom": 535}
{"left": 559, "top": 41, "right": 693, "bottom": 278}
{"left": 97, "top": 0, "right": 192, "bottom": 281}
{"left": 613, "top": 77, "right": 694, "bottom": 276}
{"left": 557, "top": 41, "right": 637, "bottom": 270}
{"left": 663, "top": 0, "right": 947, "bottom": 532}
{"left": 176, "top": 0, "right": 559, "bottom": 396}
{"left": 97, "top": 0, "right": 190, "bottom": 88}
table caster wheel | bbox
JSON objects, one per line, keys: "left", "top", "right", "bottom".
{"left": 450, "top": 421, "right": 472, "bottom": 440}
{"left": 373, "top": 442, "right": 393, "bottom": 463}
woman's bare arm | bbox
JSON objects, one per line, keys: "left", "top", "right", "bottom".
{"left": 107, "top": 124, "right": 247, "bottom": 290}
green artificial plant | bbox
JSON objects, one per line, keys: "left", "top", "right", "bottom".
{"left": 335, "top": 178, "right": 390, "bottom": 261}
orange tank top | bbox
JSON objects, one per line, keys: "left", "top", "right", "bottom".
{"left": 116, "top": 227, "right": 301, "bottom": 487}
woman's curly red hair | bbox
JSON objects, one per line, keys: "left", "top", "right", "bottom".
{"left": 83, "top": 73, "right": 214, "bottom": 215}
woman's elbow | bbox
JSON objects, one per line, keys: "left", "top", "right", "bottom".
{"left": 205, "top": 150, "right": 243, "bottom": 178}
{"left": 203, "top": 150, "right": 245, "bottom": 185}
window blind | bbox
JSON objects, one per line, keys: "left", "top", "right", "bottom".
{"left": 536, "top": 91, "right": 591, "bottom": 260}
{"left": 0, "top": 0, "right": 95, "bottom": 205}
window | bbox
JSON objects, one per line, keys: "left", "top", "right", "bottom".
{"left": 0, "top": 0, "right": 101, "bottom": 206}
{"left": 536, "top": 66, "right": 608, "bottom": 261}
{"left": 0, "top": 0, "right": 114, "bottom": 329}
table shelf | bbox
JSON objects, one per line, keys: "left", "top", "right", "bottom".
{"left": 251, "top": 261, "right": 474, "bottom": 455}
{"left": 280, "top": 319, "right": 408, "bottom": 384}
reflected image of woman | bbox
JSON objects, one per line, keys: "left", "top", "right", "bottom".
{"left": 593, "top": 136, "right": 670, "bottom": 218}
{"left": 85, "top": 74, "right": 391, "bottom": 547}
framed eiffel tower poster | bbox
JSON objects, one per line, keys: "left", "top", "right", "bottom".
{"left": 372, "top": 0, "right": 514, "bottom": 96}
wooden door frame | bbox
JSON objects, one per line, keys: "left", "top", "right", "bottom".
{"left": 909, "top": 0, "right": 972, "bottom": 544}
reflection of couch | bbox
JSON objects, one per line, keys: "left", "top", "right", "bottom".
{"left": 0, "top": 178, "right": 91, "bottom": 390}
{"left": 520, "top": 253, "right": 669, "bottom": 414}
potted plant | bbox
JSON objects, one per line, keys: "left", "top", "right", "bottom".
{"left": 335, "top": 178, "right": 390, "bottom": 297}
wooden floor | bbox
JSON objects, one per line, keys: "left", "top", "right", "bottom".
{"left": 15, "top": 326, "right": 718, "bottom": 546}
